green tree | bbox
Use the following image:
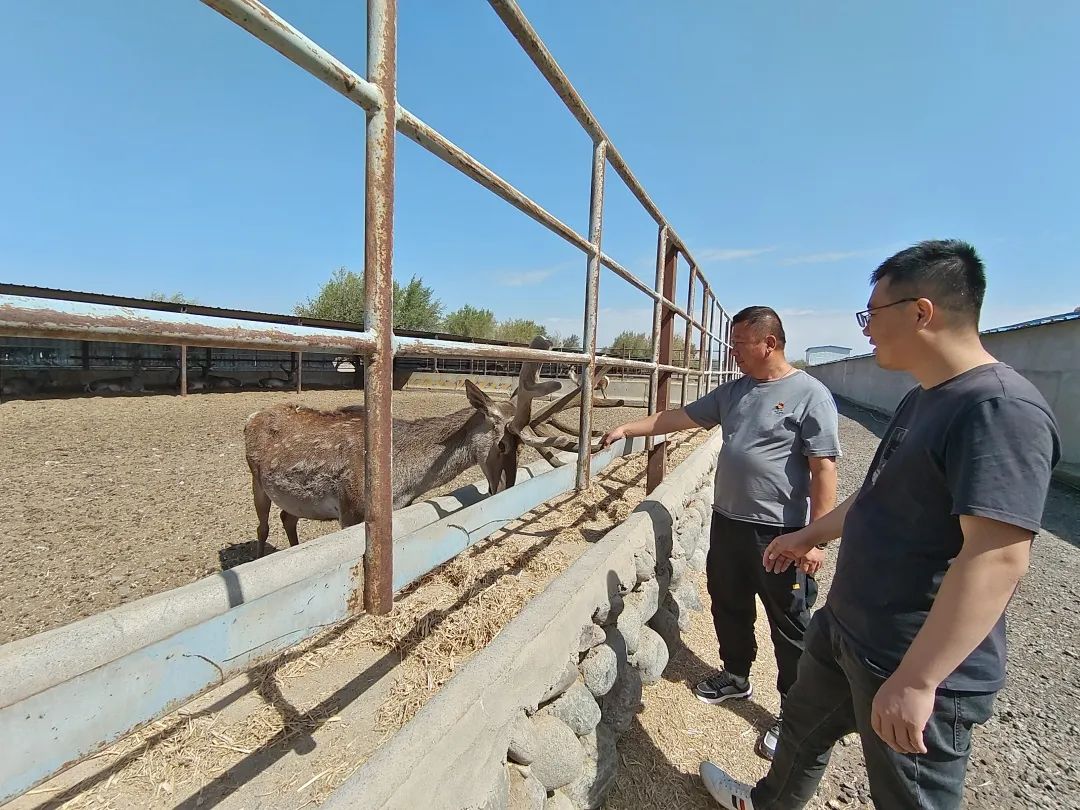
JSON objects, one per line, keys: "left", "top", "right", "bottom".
{"left": 394, "top": 275, "right": 443, "bottom": 330}
{"left": 149, "top": 291, "right": 200, "bottom": 305}
{"left": 496, "top": 318, "right": 549, "bottom": 344}
{"left": 546, "top": 330, "right": 582, "bottom": 350}
{"left": 294, "top": 268, "right": 443, "bottom": 330}
{"left": 608, "top": 330, "right": 651, "bottom": 359}
{"left": 672, "top": 335, "right": 699, "bottom": 367}
{"left": 442, "top": 304, "right": 497, "bottom": 339}
{"left": 294, "top": 267, "right": 366, "bottom": 323}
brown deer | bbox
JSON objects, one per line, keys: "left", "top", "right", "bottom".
{"left": 85, "top": 364, "right": 146, "bottom": 395}
{"left": 258, "top": 364, "right": 297, "bottom": 390}
{"left": 568, "top": 366, "right": 610, "bottom": 399}
{"left": 243, "top": 337, "right": 615, "bottom": 556}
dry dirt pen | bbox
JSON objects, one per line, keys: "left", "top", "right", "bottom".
{"left": 1, "top": 387, "right": 711, "bottom": 808}
{"left": 0, "top": 388, "right": 652, "bottom": 645}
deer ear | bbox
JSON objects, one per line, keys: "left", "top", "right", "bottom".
{"left": 464, "top": 379, "right": 497, "bottom": 417}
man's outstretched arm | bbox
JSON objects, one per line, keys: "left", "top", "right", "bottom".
{"left": 600, "top": 408, "right": 704, "bottom": 448}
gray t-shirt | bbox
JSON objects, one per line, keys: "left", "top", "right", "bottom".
{"left": 828, "top": 363, "right": 1061, "bottom": 692}
{"left": 685, "top": 370, "right": 842, "bottom": 527}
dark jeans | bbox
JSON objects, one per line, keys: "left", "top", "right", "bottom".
{"left": 705, "top": 512, "right": 817, "bottom": 696}
{"left": 752, "top": 607, "right": 996, "bottom": 810}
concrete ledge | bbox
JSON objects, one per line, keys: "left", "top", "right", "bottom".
{"left": 324, "top": 430, "right": 724, "bottom": 809}
{"left": 0, "top": 453, "right": 570, "bottom": 710}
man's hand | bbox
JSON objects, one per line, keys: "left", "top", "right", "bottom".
{"left": 600, "top": 425, "right": 628, "bottom": 449}
{"left": 871, "top": 673, "right": 935, "bottom": 755}
{"left": 797, "top": 545, "right": 826, "bottom": 576}
{"left": 762, "top": 527, "right": 817, "bottom": 573}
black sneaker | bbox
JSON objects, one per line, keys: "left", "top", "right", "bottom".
{"left": 756, "top": 708, "right": 783, "bottom": 760}
{"left": 694, "top": 670, "right": 753, "bottom": 704}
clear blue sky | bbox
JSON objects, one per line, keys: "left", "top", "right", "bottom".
{"left": 2, "top": 1, "right": 1078, "bottom": 357}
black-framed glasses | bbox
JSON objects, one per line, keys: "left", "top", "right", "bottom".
{"left": 855, "top": 298, "right": 919, "bottom": 328}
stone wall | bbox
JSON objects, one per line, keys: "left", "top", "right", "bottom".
{"left": 324, "top": 431, "right": 722, "bottom": 810}
{"left": 503, "top": 474, "right": 714, "bottom": 809}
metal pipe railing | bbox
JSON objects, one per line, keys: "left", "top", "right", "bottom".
{"left": 5, "top": 0, "right": 738, "bottom": 620}
{"left": 485, "top": 0, "right": 708, "bottom": 276}
{"left": 360, "top": 0, "right": 398, "bottom": 615}
{"left": 201, "top": 0, "right": 384, "bottom": 112}
{"left": 0, "top": 295, "right": 379, "bottom": 355}
{"left": 577, "top": 139, "right": 607, "bottom": 490}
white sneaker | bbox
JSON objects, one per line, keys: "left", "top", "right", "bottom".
{"left": 699, "top": 761, "right": 755, "bottom": 810}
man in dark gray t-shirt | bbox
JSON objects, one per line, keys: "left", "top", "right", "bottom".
{"left": 701, "top": 241, "right": 1061, "bottom": 810}
{"left": 602, "top": 306, "right": 840, "bottom": 762}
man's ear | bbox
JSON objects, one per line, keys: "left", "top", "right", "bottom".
{"left": 915, "top": 298, "right": 935, "bottom": 328}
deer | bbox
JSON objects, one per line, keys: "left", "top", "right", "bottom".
{"left": 85, "top": 364, "right": 145, "bottom": 395}
{"left": 243, "top": 337, "right": 627, "bottom": 556}
{"left": 568, "top": 366, "right": 610, "bottom": 399}
{"left": 258, "top": 364, "right": 297, "bottom": 390}
{"left": 188, "top": 360, "right": 242, "bottom": 392}
{"left": 1, "top": 376, "right": 39, "bottom": 400}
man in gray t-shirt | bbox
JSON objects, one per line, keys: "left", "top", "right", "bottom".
{"left": 601, "top": 306, "right": 841, "bottom": 761}
{"left": 700, "top": 242, "right": 1061, "bottom": 810}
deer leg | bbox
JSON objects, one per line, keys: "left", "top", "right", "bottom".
{"left": 280, "top": 510, "right": 300, "bottom": 547}
{"left": 253, "top": 478, "right": 272, "bottom": 557}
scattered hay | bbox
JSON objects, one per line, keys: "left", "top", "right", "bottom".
{"left": 24, "top": 431, "right": 706, "bottom": 808}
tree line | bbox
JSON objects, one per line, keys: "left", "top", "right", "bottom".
{"left": 293, "top": 267, "right": 580, "bottom": 347}
{"left": 156, "top": 267, "right": 701, "bottom": 361}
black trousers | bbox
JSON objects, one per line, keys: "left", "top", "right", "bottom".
{"left": 705, "top": 511, "right": 817, "bottom": 696}
{"left": 752, "top": 607, "right": 996, "bottom": 809}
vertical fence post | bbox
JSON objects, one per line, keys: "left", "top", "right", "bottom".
{"left": 646, "top": 226, "right": 667, "bottom": 456}
{"left": 723, "top": 313, "right": 733, "bottom": 378}
{"left": 293, "top": 351, "right": 303, "bottom": 393}
{"left": 180, "top": 344, "right": 188, "bottom": 396}
{"left": 647, "top": 228, "right": 677, "bottom": 494}
{"left": 359, "top": 0, "right": 398, "bottom": 616}
{"left": 698, "top": 285, "right": 709, "bottom": 398}
{"left": 680, "top": 262, "right": 696, "bottom": 407}
{"left": 576, "top": 139, "right": 606, "bottom": 490}
{"left": 704, "top": 297, "right": 715, "bottom": 392}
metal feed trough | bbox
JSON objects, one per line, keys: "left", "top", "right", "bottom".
{"left": 0, "top": 0, "right": 740, "bottom": 801}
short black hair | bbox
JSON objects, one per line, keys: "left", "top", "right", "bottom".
{"left": 871, "top": 240, "right": 986, "bottom": 326}
{"left": 732, "top": 306, "right": 786, "bottom": 348}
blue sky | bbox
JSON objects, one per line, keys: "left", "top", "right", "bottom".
{"left": 2, "top": 1, "right": 1078, "bottom": 357}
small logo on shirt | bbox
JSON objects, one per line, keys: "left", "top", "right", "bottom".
{"left": 774, "top": 401, "right": 785, "bottom": 414}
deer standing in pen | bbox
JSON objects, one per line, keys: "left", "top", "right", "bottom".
{"left": 568, "top": 366, "right": 610, "bottom": 399}
{"left": 243, "top": 337, "right": 625, "bottom": 556}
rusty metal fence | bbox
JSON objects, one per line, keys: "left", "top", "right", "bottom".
{"left": 0, "top": 0, "right": 738, "bottom": 615}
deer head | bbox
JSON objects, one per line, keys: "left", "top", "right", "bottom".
{"left": 461, "top": 336, "right": 562, "bottom": 494}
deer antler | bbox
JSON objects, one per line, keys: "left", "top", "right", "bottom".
{"left": 511, "top": 336, "right": 561, "bottom": 431}
{"left": 514, "top": 424, "right": 605, "bottom": 453}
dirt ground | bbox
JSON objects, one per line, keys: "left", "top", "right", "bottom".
{"left": 0, "top": 388, "right": 646, "bottom": 646}
{"left": 1, "top": 388, "right": 705, "bottom": 810}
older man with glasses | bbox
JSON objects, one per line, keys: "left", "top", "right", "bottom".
{"left": 700, "top": 240, "right": 1061, "bottom": 810}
